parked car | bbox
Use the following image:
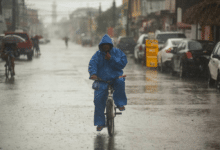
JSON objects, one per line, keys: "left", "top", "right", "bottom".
{"left": 39, "top": 38, "right": 50, "bottom": 44}
{"left": 197, "top": 40, "right": 216, "bottom": 55}
{"left": 116, "top": 36, "right": 136, "bottom": 54}
{"left": 5, "top": 31, "right": 33, "bottom": 60}
{"left": 133, "top": 34, "right": 148, "bottom": 63}
{"left": 171, "top": 39, "right": 211, "bottom": 78}
{"left": 155, "top": 31, "right": 186, "bottom": 51}
{"left": 81, "top": 37, "right": 92, "bottom": 46}
{"left": 208, "top": 41, "right": 220, "bottom": 88}
{"left": 157, "top": 38, "right": 184, "bottom": 72}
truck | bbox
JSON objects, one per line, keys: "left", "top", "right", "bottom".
{"left": 5, "top": 31, "right": 34, "bottom": 60}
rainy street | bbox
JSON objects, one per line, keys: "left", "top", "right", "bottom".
{"left": 0, "top": 40, "right": 219, "bottom": 150}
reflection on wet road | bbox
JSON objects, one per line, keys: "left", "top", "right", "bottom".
{"left": 0, "top": 40, "right": 220, "bottom": 150}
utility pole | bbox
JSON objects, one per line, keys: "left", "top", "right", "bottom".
{"left": 99, "top": 3, "right": 102, "bottom": 15}
{"left": 0, "top": 0, "right": 2, "bottom": 15}
{"left": 112, "top": 0, "right": 116, "bottom": 28}
{"left": 12, "top": 0, "right": 17, "bottom": 31}
{"left": 126, "top": 0, "right": 131, "bottom": 36}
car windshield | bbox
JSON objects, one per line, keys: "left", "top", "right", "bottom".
{"left": 171, "top": 41, "right": 182, "bottom": 46}
{"left": 8, "top": 33, "right": 28, "bottom": 40}
{"left": 188, "top": 41, "right": 203, "bottom": 50}
{"left": 157, "top": 34, "right": 186, "bottom": 44}
{"left": 120, "top": 37, "right": 135, "bottom": 43}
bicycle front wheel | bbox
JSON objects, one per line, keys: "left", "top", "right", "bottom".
{"left": 106, "top": 99, "right": 114, "bottom": 136}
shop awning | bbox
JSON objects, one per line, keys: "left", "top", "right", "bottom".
{"left": 183, "top": 0, "right": 220, "bottom": 26}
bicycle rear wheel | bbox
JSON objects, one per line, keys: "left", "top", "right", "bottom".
{"left": 106, "top": 98, "right": 114, "bottom": 136}
{"left": 5, "top": 63, "right": 8, "bottom": 79}
{"left": 6, "top": 57, "right": 13, "bottom": 79}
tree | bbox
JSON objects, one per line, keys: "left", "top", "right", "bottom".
{"left": 95, "top": 6, "right": 122, "bottom": 35}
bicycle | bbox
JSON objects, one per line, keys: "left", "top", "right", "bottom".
{"left": 4, "top": 50, "right": 14, "bottom": 79}
{"left": 93, "top": 75, "right": 126, "bottom": 136}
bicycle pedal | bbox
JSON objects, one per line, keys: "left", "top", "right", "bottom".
{"left": 115, "top": 112, "right": 122, "bottom": 115}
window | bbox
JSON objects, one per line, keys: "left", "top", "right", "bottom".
{"left": 171, "top": 41, "right": 181, "bottom": 46}
{"left": 188, "top": 41, "right": 202, "bottom": 50}
{"left": 156, "top": 33, "right": 186, "bottom": 44}
{"left": 182, "top": 43, "right": 186, "bottom": 50}
{"left": 177, "top": 42, "right": 183, "bottom": 50}
{"left": 216, "top": 44, "right": 220, "bottom": 55}
{"left": 120, "top": 37, "right": 135, "bottom": 44}
{"left": 142, "top": 36, "right": 148, "bottom": 44}
{"left": 212, "top": 43, "right": 220, "bottom": 55}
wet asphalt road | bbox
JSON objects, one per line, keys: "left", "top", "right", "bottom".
{"left": 0, "top": 39, "right": 220, "bottom": 150}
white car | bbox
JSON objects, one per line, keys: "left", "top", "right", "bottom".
{"left": 134, "top": 34, "right": 148, "bottom": 63}
{"left": 155, "top": 31, "right": 186, "bottom": 51}
{"left": 157, "top": 38, "right": 184, "bottom": 72}
{"left": 208, "top": 41, "right": 220, "bottom": 88}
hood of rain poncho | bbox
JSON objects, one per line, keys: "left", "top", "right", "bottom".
{"left": 98, "top": 34, "right": 113, "bottom": 52}
{"left": 89, "top": 34, "right": 127, "bottom": 81}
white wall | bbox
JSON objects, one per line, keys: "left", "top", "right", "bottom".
{"left": 0, "top": 15, "right": 7, "bottom": 34}
{"left": 144, "top": 0, "right": 166, "bottom": 14}
{"left": 191, "top": 24, "right": 201, "bottom": 40}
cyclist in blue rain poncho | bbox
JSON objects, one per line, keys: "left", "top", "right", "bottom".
{"left": 88, "top": 34, "right": 127, "bottom": 131}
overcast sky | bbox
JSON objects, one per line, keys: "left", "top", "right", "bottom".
{"left": 25, "top": 0, "right": 123, "bottom": 24}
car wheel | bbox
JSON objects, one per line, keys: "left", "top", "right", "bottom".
{"left": 179, "top": 63, "right": 186, "bottom": 78}
{"left": 216, "top": 72, "right": 220, "bottom": 89}
{"left": 160, "top": 59, "right": 165, "bottom": 72}
{"left": 208, "top": 70, "right": 215, "bottom": 87}
{"left": 170, "top": 66, "right": 176, "bottom": 76}
{"left": 27, "top": 54, "right": 32, "bottom": 60}
{"left": 160, "top": 62, "right": 164, "bottom": 72}
{"left": 134, "top": 57, "right": 138, "bottom": 63}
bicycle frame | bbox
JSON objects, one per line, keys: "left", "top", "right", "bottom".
{"left": 93, "top": 77, "right": 123, "bottom": 136}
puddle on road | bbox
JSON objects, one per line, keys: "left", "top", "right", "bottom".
{"left": 126, "top": 85, "right": 158, "bottom": 94}
{"left": 173, "top": 108, "right": 211, "bottom": 117}
{"left": 205, "top": 141, "right": 220, "bottom": 150}
{"left": 128, "top": 96, "right": 165, "bottom": 105}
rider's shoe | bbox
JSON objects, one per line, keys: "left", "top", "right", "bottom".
{"left": 118, "top": 106, "right": 125, "bottom": 111}
{"left": 97, "top": 126, "right": 104, "bottom": 131}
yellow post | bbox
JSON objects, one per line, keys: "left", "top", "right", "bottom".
{"left": 145, "top": 39, "right": 159, "bottom": 67}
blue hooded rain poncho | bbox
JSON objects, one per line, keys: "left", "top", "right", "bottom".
{"left": 88, "top": 34, "right": 128, "bottom": 127}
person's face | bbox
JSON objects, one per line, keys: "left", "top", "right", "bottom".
{"left": 102, "top": 44, "right": 111, "bottom": 53}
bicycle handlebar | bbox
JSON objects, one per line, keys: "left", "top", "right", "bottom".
{"left": 90, "top": 75, "right": 126, "bottom": 84}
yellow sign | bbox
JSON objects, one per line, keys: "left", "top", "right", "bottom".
{"left": 145, "top": 40, "right": 159, "bottom": 67}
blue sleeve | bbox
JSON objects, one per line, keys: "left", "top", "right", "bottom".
{"left": 109, "top": 49, "right": 127, "bottom": 70}
{"left": 88, "top": 52, "right": 99, "bottom": 78}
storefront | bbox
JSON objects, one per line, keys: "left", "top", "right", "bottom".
{"left": 183, "top": 0, "right": 220, "bottom": 42}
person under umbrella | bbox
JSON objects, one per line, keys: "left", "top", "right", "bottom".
{"left": 0, "top": 35, "right": 25, "bottom": 75}
{"left": 0, "top": 43, "right": 18, "bottom": 75}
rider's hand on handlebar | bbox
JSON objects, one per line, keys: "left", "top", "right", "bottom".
{"left": 90, "top": 75, "right": 97, "bottom": 80}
